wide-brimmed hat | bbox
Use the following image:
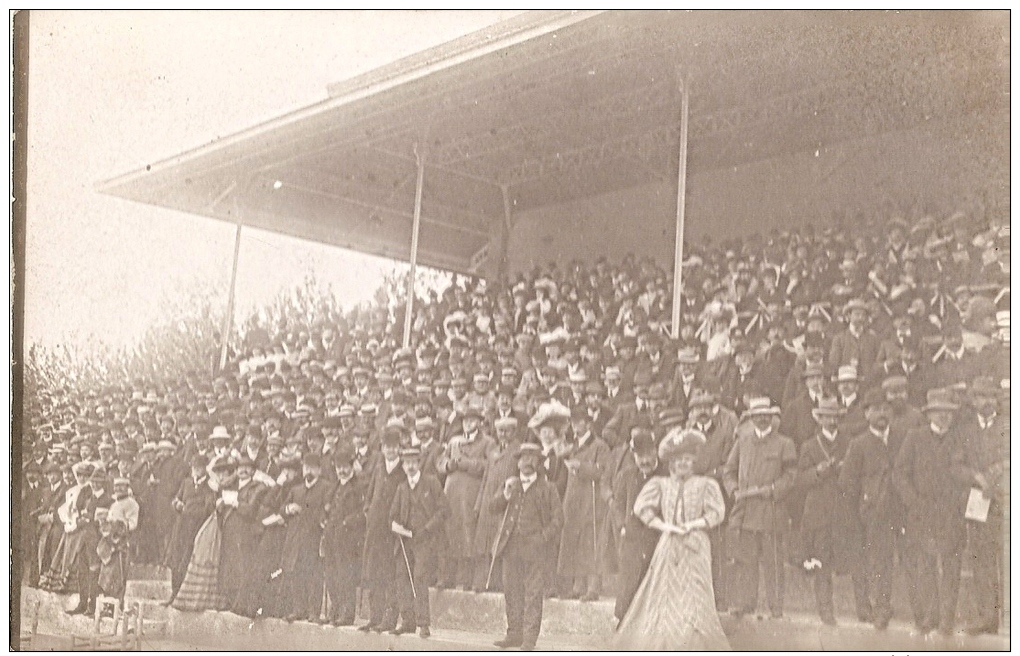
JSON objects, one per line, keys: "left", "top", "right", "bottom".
{"left": 745, "top": 397, "right": 781, "bottom": 417}
{"left": 969, "top": 376, "right": 1000, "bottom": 399}
{"left": 845, "top": 298, "right": 870, "bottom": 314}
{"left": 527, "top": 401, "right": 571, "bottom": 430}
{"left": 516, "top": 442, "right": 543, "bottom": 459}
{"left": 208, "top": 425, "right": 231, "bottom": 441}
{"left": 689, "top": 388, "right": 718, "bottom": 408}
{"left": 833, "top": 365, "right": 859, "bottom": 384}
{"left": 921, "top": 388, "right": 960, "bottom": 413}
{"left": 676, "top": 347, "right": 701, "bottom": 364}
{"left": 811, "top": 397, "right": 843, "bottom": 421}
{"left": 658, "top": 427, "right": 706, "bottom": 461}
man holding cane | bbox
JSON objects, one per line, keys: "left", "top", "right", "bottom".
{"left": 491, "top": 443, "right": 564, "bottom": 651}
{"left": 389, "top": 446, "right": 448, "bottom": 638}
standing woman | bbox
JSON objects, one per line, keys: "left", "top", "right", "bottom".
{"left": 615, "top": 428, "right": 730, "bottom": 651}
{"left": 172, "top": 455, "right": 234, "bottom": 612}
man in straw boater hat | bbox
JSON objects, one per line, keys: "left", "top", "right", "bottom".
{"left": 794, "top": 396, "right": 868, "bottom": 626}
{"left": 951, "top": 376, "right": 1008, "bottom": 636}
{"left": 490, "top": 442, "right": 564, "bottom": 651}
{"left": 723, "top": 397, "right": 797, "bottom": 620}
{"left": 388, "top": 444, "right": 449, "bottom": 638}
{"left": 892, "top": 388, "right": 968, "bottom": 636}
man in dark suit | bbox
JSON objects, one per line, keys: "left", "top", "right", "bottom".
{"left": 359, "top": 427, "right": 405, "bottom": 633}
{"left": 828, "top": 299, "right": 880, "bottom": 382}
{"left": 388, "top": 446, "right": 449, "bottom": 638}
{"left": 780, "top": 364, "right": 828, "bottom": 449}
{"left": 795, "top": 397, "right": 867, "bottom": 625}
{"left": 491, "top": 443, "right": 564, "bottom": 652}
{"left": 951, "top": 377, "right": 1008, "bottom": 635}
{"left": 610, "top": 430, "right": 661, "bottom": 621}
{"left": 22, "top": 464, "right": 44, "bottom": 587}
{"left": 893, "top": 388, "right": 969, "bottom": 636}
{"left": 279, "top": 454, "right": 332, "bottom": 622}
{"left": 839, "top": 388, "right": 913, "bottom": 630}
{"left": 320, "top": 444, "right": 367, "bottom": 627}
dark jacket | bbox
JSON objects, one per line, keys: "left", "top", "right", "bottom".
{"left": 893, "top": 422, "right": 969, "bottom": 554}
{"left": 389, "top": 472, "right": 449, "bottom": 550}
{"left": 321, "top": 474, "right": 368, "bottom": 559}
{"left": 839, "top": 427, "right": 907, "bottom": 530}
{"left": 490, "top": 476, "right": 564, "bottom": 562}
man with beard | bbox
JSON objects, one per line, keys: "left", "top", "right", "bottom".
{"left": 436, "top": 406, "right": 494, "bottom": 590}
{"left": 164, "top": 454, "right": 216, "bottom": 600}
{"left": 882, "top": 375, "right": 925, "bottom": 436}
{"left": 795, "top": 397, "right": 868, "bottom": 625}
{"left": 279, "top": 454, "right": 331, "bottom": 622}
{"left": 472, "top": 416, "right": 522, "bottom": 592}
{"left": 491, "top": 443, "right": 564, "bottom": 651}
{"left": 610, "top": 429, "right": 662, "bottom": 622}
{"left": 149, "top": 440, "right": 187, "bottom": 562}
{"left": 556, "top": 407, "right": 611, "bottom": 601}
{"left": 320, "top": 444, "right": 366, "bottom": 627}
{"left": 951, "top": 377, "right": 1008, "bottom": 635}
{"left": 723, "top": 398, "right": 797, "bottom": 619}
{"left": 388, "top": 446, "right": 449, "bottom": 638}
{"left": 359, "top": 427, "right": 404, "bottom": 633}
{"left": 687, "top": 388, "right": 738, "bottom": 610}
{"left": 893, "top": 388, "right": 968, "bottom": 636}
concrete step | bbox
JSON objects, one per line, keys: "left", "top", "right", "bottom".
{"left": 125, "top": 579, "right": 173, "bottom": 602}
{"left": 126, "top": 564, "right": 171, "bottom": 582}
{"left": 23, "top": 585, "right": 1007, "bottom": 652}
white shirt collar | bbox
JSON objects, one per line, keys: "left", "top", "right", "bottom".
{"left": 407, "top": 471, "right": 421, "bottom": 489}
{"left": 519, "top": 472, "right": 537, "bottom": 491}
{"left": 385, "top": 458, "right": 400, "bottom": 474}
{"left": 754, "top": 426, "right": 773, "bottom": 440}
{"left": 821, "top": 428, "right": 838, "bottom": 442}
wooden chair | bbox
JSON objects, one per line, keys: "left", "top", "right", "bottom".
{"left": 70, "top": 596, "right": 127, "bottom": 651}
{"left": 19, "top": 598, "right": 39, "bottom": 650}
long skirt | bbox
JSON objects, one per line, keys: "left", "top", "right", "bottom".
{"left": 614, "top": 530, "right": 730, "bottom": 651}
{"left": 172, "top": 514, "right": 225, "bottom": 612}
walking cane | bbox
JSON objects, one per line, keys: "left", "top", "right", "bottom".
{"left": 486, "top": 502, "right": 512, "bottom": 591}
{"left": 398, "top": 536, "right": 416, "bottom": 600}
{"left": 591, "top": 480, "right": 598, "bottom": 565}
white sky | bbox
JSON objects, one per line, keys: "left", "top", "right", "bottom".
{"left": 25, "top": 10, "right": 525, "bottom": 347}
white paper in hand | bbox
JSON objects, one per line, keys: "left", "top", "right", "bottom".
{"left": 965, "top": 487, "right": 991, "bottom": 523}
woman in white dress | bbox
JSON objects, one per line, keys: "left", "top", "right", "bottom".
{"left": 615, "top": 427, "right": 730, "bottom": 650}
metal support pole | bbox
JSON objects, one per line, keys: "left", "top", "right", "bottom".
{"left": 497, "top": 183, "right": 513, "bottom": 286}
{"left": 219, "top": 198, "right": 244, "bottom": 372}
{"left": 670, "top": 77, "right": 691, "bottom": 339}
{"left": 402, "top": 145, "right": 426, "bottom": 348}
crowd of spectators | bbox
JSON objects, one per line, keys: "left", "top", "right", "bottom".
{"left": 20, "top": 208, "right": 1009, "bottom": 639}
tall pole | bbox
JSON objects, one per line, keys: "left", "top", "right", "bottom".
{"left": 219, "top": 197, "right": 244, "bottom": 372}
{"left": 403, "top": 144, "right": 426, "bottom": 348}
{"left": 670, "top": 76, "right": 690, "bottom": 339}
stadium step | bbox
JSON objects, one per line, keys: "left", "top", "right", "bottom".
{"left": 22, "top": 585, "right": 1008, "bottom": 651}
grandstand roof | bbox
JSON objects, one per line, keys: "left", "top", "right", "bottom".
{"left": 98, "top": 10, "right": 1008, "bottom": 275}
